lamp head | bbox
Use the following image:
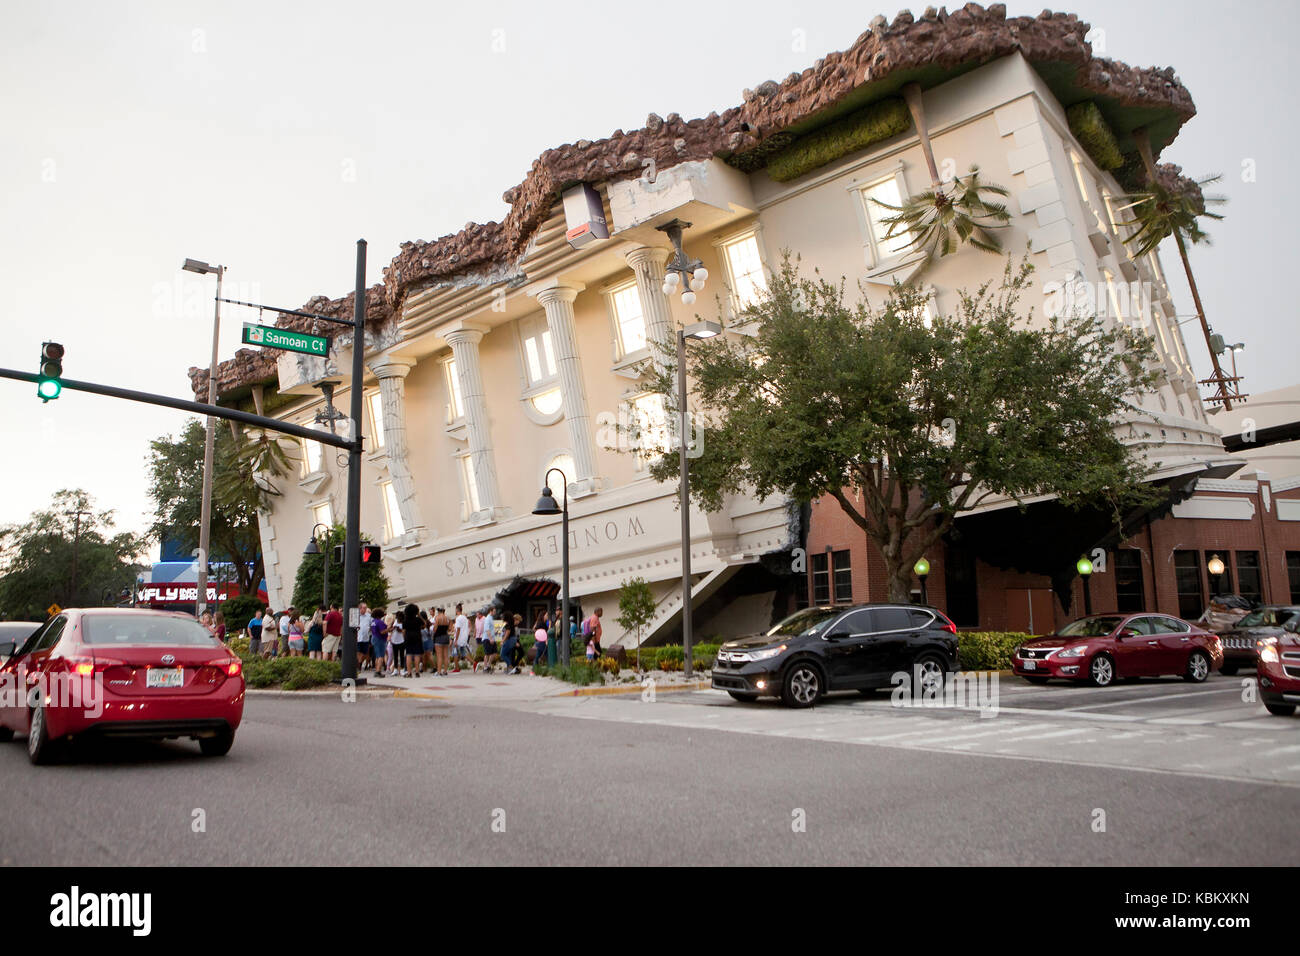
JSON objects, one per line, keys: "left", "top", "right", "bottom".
{"left": 1076, "top": 555, "right": 1093, "bottom": 577}
{"left": 532, "top": 486, "right": 562, "bottom": 516}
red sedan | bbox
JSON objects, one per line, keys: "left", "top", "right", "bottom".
{"left": 1257, "top": 622, "right": 1300, "bottom": 717}
{"left": 1012, "top": 612, "right": 1222, "bottom": 687}
{"left": 0, "top": 608, "right": 244, "bottom": 764}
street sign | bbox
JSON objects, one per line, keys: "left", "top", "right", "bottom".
{"left": 46, "top": 603, "right": 61, "bottom": 617}
{"left": 242, "top": 323, "right": 329, "bottom": 357}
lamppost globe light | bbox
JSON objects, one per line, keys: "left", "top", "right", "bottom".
{"left": 665, "top": 271, "right": 680, "bottom": 287}
{"left": 661, "top": 282, "right": 673, "bottom": 295}
{"left": 914, "top": 557, "right": 930, "bottom": 577}
{"left": 1207, "top": 554, "right": 1225, "bottom": 576}
{"left": 681, "top": 291, "right": 697, "bottom": 305}
{"left": 1077, "top": 555, "right": 1093, "bottom": 576}
{"left": 693, "top": 267, "right": 708, "bottom": 282}
{"left": 690, "top": 277, "right": 706, "bottom": 292}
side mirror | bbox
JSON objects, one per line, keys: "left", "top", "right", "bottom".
{"left": 824, "top": 631, "right": 849, "bottom": 642}
{"left": 1118, "top": 629, "right": 1138, "bottom": 640}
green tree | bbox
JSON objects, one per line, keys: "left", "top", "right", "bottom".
{"left": 146, "top": 419, "right": 273, "bottom": 594}
{"left": 646, "top": 254, "right": 1162, "bottom": 603}
{"left": 290, "top": 523, "right": 388, "bottom": 612}
{"left": 615, "top": 577, "right": 657, "bottom": 671}
{"left": 0, "top": 489, "right": 146, "bottom": 620}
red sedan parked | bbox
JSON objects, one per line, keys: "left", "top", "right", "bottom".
{"left": 1012, "top": 612, "right": 1222, "bottom": 687}
{"left": 1257, "top": 621, "right": 1300, "bottom": 717}
{"left": 0, "top": 608, "right": 244, "bottom": 764}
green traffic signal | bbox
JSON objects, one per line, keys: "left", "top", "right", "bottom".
{"left": 37, "top": 341, "right": 64, "bottom": 402}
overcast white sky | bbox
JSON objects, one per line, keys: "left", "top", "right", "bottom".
{"left": 1, "top": 0, "right": 1294, "bottom": 546}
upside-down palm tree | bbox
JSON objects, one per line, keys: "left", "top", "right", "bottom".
{"left": 1121, "top": 129, "right": 1235, "bottom": 408}
{"left": 872, "top": 82, "right": 1011, "bottom": 273}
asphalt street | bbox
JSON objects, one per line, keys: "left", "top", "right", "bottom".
{"left": 0, "top": 673, "right": 1296, "bottom": 866}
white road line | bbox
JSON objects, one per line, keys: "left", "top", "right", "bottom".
{"left": 1062, "top": 687, "right": 1244, "bottom": 711}
{"left": 1005, "top": 727, "right": 1091, "bottom": 742}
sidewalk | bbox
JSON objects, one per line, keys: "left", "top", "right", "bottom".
{"left": 363, "top": 666, "right": 713, "bottom": 703}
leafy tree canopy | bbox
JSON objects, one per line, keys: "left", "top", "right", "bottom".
{"left": 645, "top": 254, "right": 1163, "bottom": 601}
{"left": 0, "top": 489, "right": 147, "bottom": 620}
{"left": 290, "top": 523, "right": 389, "bottom": 614}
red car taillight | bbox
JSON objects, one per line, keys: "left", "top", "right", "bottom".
{"left": 211, "top": 658, "right": 242, "bottom": 677}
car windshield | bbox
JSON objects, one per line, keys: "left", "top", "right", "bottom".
{"left": 766, "top": 608, "right": 842, "bottom": 639}
{"left": 1059, "top": 616, "right": 1124, "bottom": 637}
{"left": 81, "top": 614, "right": 221, "bottom": 647}
{"left": 1236, "top": 608, "right": 1292, "bottom": 627}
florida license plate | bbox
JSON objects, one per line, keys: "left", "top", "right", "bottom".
{"left": 1023, "top": 660, "right": 1037, "bottom": 671}
{"left": 146, "top": 667, "right": 184, "bottom": 688}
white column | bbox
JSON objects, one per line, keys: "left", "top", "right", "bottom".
{"left": 535, "top": 282, "right": 601, "bottom": 496}
{"left": 444, "top": 325, "right": 502, "bottom": 518}
{"left": 625, "top": 245, "right": 675, "bottom": 367}
{"left": 368, "top": 356, "right": 426, "bottom": 542}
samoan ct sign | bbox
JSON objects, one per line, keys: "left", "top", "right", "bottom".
{"left": 242, "top": 323, "right": 329, "bottom": 357}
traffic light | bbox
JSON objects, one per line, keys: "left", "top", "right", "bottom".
{"left": 332, "top": 544, "right": 344, "bottom": 565}
{"left": 361, "top": 544, "right": 381, "bottom": 565}
{"left": 37, "top": 341, "right": 64, "bottom": 401}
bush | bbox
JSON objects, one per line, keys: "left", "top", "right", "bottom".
{"left": 219, "top": 594, "right": 263, "bottom": 632}
{"left": 767, "top": 98, "right": 911, "bottom": 182}
{"left": 1066, "top": 101, "right": 1124, "bottom": 170}
{"left": 242, "top": 655, "right": 340, "bottom": 690}
{"left": 957, "top": 631, "right": 1033, "bottom": 671}
{"left": 535, "top": 660, "right": 603, "bottom": 686}
{"left": 597, "top": 655, "right": 620, "bottom": 675}
{"left": 227, "top": 635, "right": 251, "bottom": 658}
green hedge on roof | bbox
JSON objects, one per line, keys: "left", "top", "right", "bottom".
{"left": 765, "top": 98, "right": 911, "bottom": 183}
{"left": 1067, "top": 100, "right": 1125, "bottom": 171}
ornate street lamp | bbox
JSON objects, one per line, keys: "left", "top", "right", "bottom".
{"left": 1207, "top": 553, "right": 1226, "bottom": 595}
{"left": 532, "top": 469, "right": 570, "bottom": 667}
{"left": 657, "top": 219, "right": 708, "bottom": 305}
{"left": 914, "top": 557, "right": 931, "bottom": 605}
{"left": 1077, "top": 555, "right": 1094, "bottom": 615}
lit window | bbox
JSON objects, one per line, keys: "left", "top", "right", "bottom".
{"left": 1070, "top": 152, "right": 1106, "bottom": 233}
{"left": 380, "top": 480, "right": 405, "bottom": 540}
{"left": 610, "top": 282, "right": 648, "bottom": 356}
{"left": 302, "top": 438, "right": 323, "bottom": 475}
{"left": 1103, "top": 270, "right": 1125, "bottom": 325}
{"left": 530, "top": 387, "right": 563, "bottom": 416}
{"left": 311, "top": 501, "right": 333, "bottom": 528}
{"left": 368, "top": 391, "right": 386, "bottom": 448}
{"left": 543, "top": 452, "right": 577, "bottom": 491}
{"left": 519, "top": 314, "right": 558, "bottom": 386}
{"left": 859, "top": 173, "right": 913, "bottom": 265}
{"left": 629, "top": 393, "right": 672, "bottom": 466}
{"left": 458, "top": 454, "right": 481, "bottom": 518}
{"left": 720, "top": 232, "right": 769, "bottom": 313}
{"left": 445, "top": 357, "right": 464, "bottom": 421}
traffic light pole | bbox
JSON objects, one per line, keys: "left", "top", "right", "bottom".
{"left": 340, "top": 240, "right": 366, "bottom": 685}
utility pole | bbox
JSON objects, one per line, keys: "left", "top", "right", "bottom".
{"left": 67, "top": 509, "right": 90, "bottom": 605}
{"left": 340, "top": 240, "right": 366, "bottom": 685}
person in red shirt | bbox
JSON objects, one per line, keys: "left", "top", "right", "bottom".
{"left": 323, "top": 603, "right": 344, "bottom": 661}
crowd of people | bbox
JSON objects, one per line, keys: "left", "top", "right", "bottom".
{"left": 225, "top": 601, "right": 606, "bottom": 679}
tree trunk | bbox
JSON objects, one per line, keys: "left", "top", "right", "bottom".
{"left": 902, "top": 82, "right": 942, "bottom": 189}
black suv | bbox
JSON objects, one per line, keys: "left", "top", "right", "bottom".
{"left": 1215, "top": 605, "right": 1300, "bottom": 675}
{"left": 711, "top": 604, "right": 959, "bottom": 708}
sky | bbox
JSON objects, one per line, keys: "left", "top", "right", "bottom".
{"left": 1, "top": 0, "right": 1295, "bottom": 547}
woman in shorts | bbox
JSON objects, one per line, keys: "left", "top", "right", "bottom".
{"left": 307, "top": 607, "right": 325, "bottom": 659}
{"left": 370, "top": 609, "right": 388, "bottom": 678}
{"left": 288, "top": 614, "right": 306, "bottom": 656}
{"left": 432, "top": 607, "right": 451, "bottom": 676}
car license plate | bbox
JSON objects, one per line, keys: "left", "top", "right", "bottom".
{"left": 1023, "top": 660, "right": 1037, "bottom": 671}
{"left": 146, "top": 667, "right": 184, "bottom": 688}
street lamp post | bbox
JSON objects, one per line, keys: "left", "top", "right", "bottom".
{"left": 1207, "top": 553, "right": 1226, "bottom": 596}
{"left": 674, "top": 320, "right": 722, "bottom": 679}
{"left": 1077, "top": 555, "right": 1094, "bottom": 616}
{"left": 182, "top": 257, "right": 225, "bottom": 618}
{"left": 303, "top": 524, "right": 331, "bottom": 609}
{"left": 532, "top": 469, "right": 570, "bottom": 667}
{"left": 914, "top": 557, "right": 931, "bottom": 606}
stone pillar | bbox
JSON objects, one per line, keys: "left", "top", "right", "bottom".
{"left": 368, "top": 356, "right": 426, "bottom": 541}
{"left": 444, "top": 325, "right": 502, "bottom": 519}
{"left": 535, "top": 281, "right": 600, "bottom": 496}
{"left": 625, "top": 245, "right": 675, "bottom": 366}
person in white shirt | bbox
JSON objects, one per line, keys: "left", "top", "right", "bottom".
{"left": 453, "top": 604, "right": 470, "bottom": 672}
{"left": 357, "top": 603, "right": 373, "bottom": 671}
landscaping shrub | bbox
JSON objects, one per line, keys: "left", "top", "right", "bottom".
{"left": 242, "top": 655, "right": 340, "bottom": 690}
{"left": 1066, "top": 101, "right": 1124, "bottom": 170}
{"left": 219, "top": 594, "right": 263, "bottom": 632}
{"left": 227, "top": 635, "right": 251, "bottom": 658}
{"left": 957, "top": 631, "right": 1033, "bottom": 670}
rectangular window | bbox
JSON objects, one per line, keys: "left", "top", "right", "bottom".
{"left": 368, "top": 391, "right": 386, "bottom": 449}
{"left": 1103, "top": 270, "right": 1126, "bottom": 325}
{"left": 311, "top": 501, "right": 333, "bottom": 529}
{"left": 1235, "top": 551, "right": 1261, "bottom": 603}
{"left": 445, "top": 358, "right": 464, "bottom": 421}
{"left": 302, "top": 438, "right": 323, "bottom": 476}
{"left": 380, "top": 480, "right": 405, "bottom": 541}
{"left": 1070, "top": 151, "right": 1106, "bottom": 233}
{"left": 858, "top": 173, "right": 913, "bottom": 265}
{"left": 1288, "top": 552, "right": 1300, "bottom": 604}
{"left": 629, "top": 393, "right": 671, "bottom": 467}
{"left": 811, "top": 552, "right": 831, "bottom": 605}
{"left": 610, "top": 283, "right": 648, "bottom": 356}
{"left": 458, "top": 454, "right": 481, "bottom": 519}
{"left": 519, "top": 315, "right": 558, "bottom": 386}
{"left": 721, "top": 232, "right": 768, "bottom": 313}
{"left": 832, "top": 549, "right": 853, "bottom": 604}
{"left": 1174, "top": 550, "right": 1204, "bottom": 621}
{"left": 1114, "top": 549, "right": 1145, "bottom": 613}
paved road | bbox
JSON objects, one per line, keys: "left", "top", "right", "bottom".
{"left": 0, "top": 677, "right": 1295, "bottom": 866}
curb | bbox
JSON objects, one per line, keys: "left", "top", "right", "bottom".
{"left": 553, "top": 679, "right": 714, "bottom": 697}
{"left": 246, "top": 687, "right": 396, "bottom": 699}
{"left": 390, "top": 689, "right": 447, "bottom": 700}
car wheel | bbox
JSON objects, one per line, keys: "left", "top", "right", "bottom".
{"left": 1265, "top": 702, "right": 1296, "bottom": 717}
{"left": 1089, "top": 654, "right": 1115, "bottom": 687}
{"left": 913, "top": 656, "right": 946, "bottom": 696}
{"left": 1022, "top": 676, "right": 1049, "bottom": 685}
{"left": 27, "top": 700, "right": 59, "bottom": 765}
{"left": 781, "top": 662, "right": 822, "bottom": 709}
{"left": 1219, "top": 663, "right": 1239, "bottom": 676}
{"left": 727, "top": 691, "right": 758, "bottom": 703}
{"left": 1183, "top": 650, "right": 1210, "bottom": 683}
{"left": 199, "top": 729, "right": 235, "bottom": 757}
